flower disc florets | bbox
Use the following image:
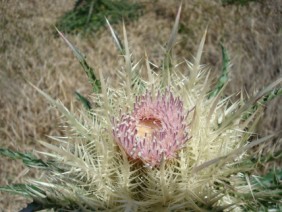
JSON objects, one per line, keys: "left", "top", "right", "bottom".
{"left": 113, "top": 89, "right": 188, "bottom": 167}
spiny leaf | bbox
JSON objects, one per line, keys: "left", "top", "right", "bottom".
{"left": 107, "top": 19, "right": 145, "bottom": 91}
{"left": 208, "top": 43, "right": 230, "bottom": 98}
{"left": 0, "top": 184, "right": 46, "bottom": 198}
{"left": 56, "top": 27, "right": 84, "bottom": 61}
{"left": 122, "top": 21, "right": 133, "bottom": 96}
{"left": 237, "top": 170, "right": 282, "bottom": 210}
{"left": 106, "top": 17, "right": 124, "bottom": 53}
{"left": 219, "top": 77, "right": 282, "bottom": 131}
{"left": 193, "top": 28, "right": 207, "bottom": 76}
{"left": 256, "top": 149, "right": 282, "bottom": 164}
{"left": 56, "top": 28, "right": 101, "bottom": 93}
{"left": 75, "top": 91, "right": 92, "bottom": 111}
{"left": 19, "top": 201, "right": 46, "bottom": 212}
{"left": 162, "top": 4, "right": 182, "bottom": 86}
{"left": 30, "top": 83, "right": 93, "bottom": 141}
{"left": 192, "top": 133, "right": 278, "bottom": 173}
{"left": 251, "top": 169, "right": 282, "bottom": 188}
{"left": 80, "top": 58, "right": 102, "bottom": 93}
{"left": 166, "top": 3, "right": 182, "bottom": 52}
{"left": 0, "top": 148, "right": 48, "bottom": 169}
{"left": 242, "top": 87, "right": 282, "bottom": 120}
{"left": 19, "top": 200, "right": 66, "bottom": 212}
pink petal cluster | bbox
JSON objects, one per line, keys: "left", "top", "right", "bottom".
{"left": 112, "top": 90, "right": 188, "bottom": 167}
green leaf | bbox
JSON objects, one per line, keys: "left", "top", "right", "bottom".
{"left": 252, "top": 169, "right": 282, "bottom": 188}
{"left": 19, "top": 200, "right": 65, "bottom": 212}
{"left": 0, "top": 148, "right": 48, "bottom": 169}
{"left": 80, "top": 59, "right": 101, "bottom": 93}
{"left": 242, "top": 87, "right": 282, "bottom": 120}
{"left": 56, "top": 29, "right": 101, "bottom": 93}
{"left": 208, "top": 44, "right": 230, "bottom": 98}
{"left": 0, "top": 185, "right": 63, "bottom": 211}
{"left": 19, "top": 201, "right": 46, "bottom": 212}
{"left": 75, "top": 91, "right": 92, "bottom": 110}
{"left": 0, "top": 184, "right": 46, "bottom": 198}
{"left": 235, "top": 169, "right": 282, "bottom": 210}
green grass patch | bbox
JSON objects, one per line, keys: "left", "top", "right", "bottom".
{"left": 222, "top": 0, "right": 260, "bottom": 6}
{"left": 56, "top": 0, "right": 143, "bottom": 34}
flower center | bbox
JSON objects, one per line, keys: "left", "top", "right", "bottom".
{"left": 136, "top": 118, "right": 161, "bottom": 138}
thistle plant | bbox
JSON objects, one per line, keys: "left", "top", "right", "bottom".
{"left": 1, "top": 5, "right": 282, "bottom": 211}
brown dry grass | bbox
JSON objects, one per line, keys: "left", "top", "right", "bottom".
{"left": 0, "top": 0, "right": 281, "bottom": 210}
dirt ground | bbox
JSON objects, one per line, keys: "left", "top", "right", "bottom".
{"left": 0, "top": 0, "right": 281, "bottom": 210}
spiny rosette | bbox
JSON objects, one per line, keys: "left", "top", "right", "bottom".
{"left": 112, "top": 89, "right": 189, "bottom": 167}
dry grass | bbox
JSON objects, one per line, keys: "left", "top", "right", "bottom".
{"left": 0, "top": 0, "right": 281, "bottom": 210}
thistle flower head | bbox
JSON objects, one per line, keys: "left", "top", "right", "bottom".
{"left": 113, "top": 89, "right": 188, "bottom": 167}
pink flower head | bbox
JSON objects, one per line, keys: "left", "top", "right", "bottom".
{"left": 112, "top": 89, "right": 188, "bottom": 167}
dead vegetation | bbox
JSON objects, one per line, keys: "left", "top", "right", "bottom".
{"left": 0, "top": 0, "right": 281, "bottom": 210}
